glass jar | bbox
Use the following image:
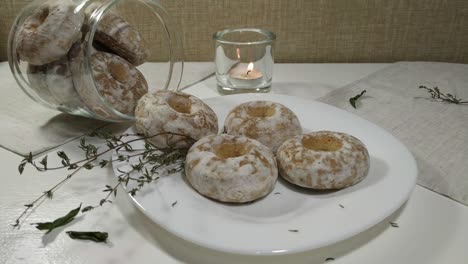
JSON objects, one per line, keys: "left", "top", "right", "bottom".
{"left": 8, "top": 0, "right": 183, "bottom": 121}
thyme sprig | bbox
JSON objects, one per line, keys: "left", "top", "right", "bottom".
{"left": 13, "top": 130, "right": 194, "bottom": 228}
{"left": 349, "top": 90, "right": 367, "bottom": 109}
{"left": 419, "top": 85, "right": 468, "bottom": 104}
{"left": 94, "top": 146, "right": 187, "bottom": 209}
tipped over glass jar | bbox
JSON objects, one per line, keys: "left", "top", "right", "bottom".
{"left": 8, "top": 0, "right": 183, "bottom": 121}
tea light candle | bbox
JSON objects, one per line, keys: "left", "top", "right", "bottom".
{"left": 214, "top": 28, "right": 275, "bottom": 94}
{"left": 229, "top": 62, "right": 263, "bottom": 87}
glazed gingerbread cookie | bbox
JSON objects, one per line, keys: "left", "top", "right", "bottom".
{"left": 185, "top": 134, "right": 278, "bottom": 203}
{"left": 28, "top": 55, "right": 83, "bottom": 108}
{"left": 85, "top": 3, "right": 149, "bottom": 66}
{"left": 224, "top": 101, "right": 302, "bottom": 152}
{"left": 69, "top": 43, "right": 148, "bottom": 118}
{"left": 276, "top": 131, "right": 370, "bottom": 190}
{"left": 135, "top": 91, "right": 218, "bottom": 149}
{"left": 17, "top": 0, "right": 84, "bottom": 65}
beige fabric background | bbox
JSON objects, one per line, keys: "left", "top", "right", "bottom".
{"left": 1, "top": 0, "right": 468, "bottom": 62}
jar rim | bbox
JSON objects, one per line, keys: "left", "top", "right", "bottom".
{"left": 213, "top": 28, "right": 276, "bottom": 45}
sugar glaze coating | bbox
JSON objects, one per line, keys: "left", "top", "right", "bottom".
{"left": 277, "top": 131, "right": 370, "bottom": 189}
{"left": 224, "top": 101, "right": 302, "bottom": 152}
{"left": 185, "top": 134, "right": 278, "bottom": 203}
{"left": 17, "top": 0, "right": 84, "bottom": 65}
{"left": 135, "top": 91, "right": 218, "bottom": 149}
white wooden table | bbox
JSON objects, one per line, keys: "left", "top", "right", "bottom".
{"left": 1, "top": 63, "right": 467, "bottom": 264}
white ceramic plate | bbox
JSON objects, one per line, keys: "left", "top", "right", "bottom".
{"left": 112, "top": 93, "right": 417, "bottom": 255}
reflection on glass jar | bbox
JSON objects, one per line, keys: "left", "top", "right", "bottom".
{"left": 214, "top": 28, "right": 276, "bottom": 95}
{"left": 8, "top": 0, "right": 183, "bottom": 121}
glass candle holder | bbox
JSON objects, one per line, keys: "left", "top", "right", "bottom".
{"left": 214, "top": 28, "right": 276, "bottom": 94}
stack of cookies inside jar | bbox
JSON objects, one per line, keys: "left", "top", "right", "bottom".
{"left": 14, "top": 0, "right": 156, "bottom": 120}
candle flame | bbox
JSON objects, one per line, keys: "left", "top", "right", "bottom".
{"left": 247, "top": 62, "right": 254, "bottom": 71}
{"left": 236, "top": 48, "right": 240, "bottom": 59}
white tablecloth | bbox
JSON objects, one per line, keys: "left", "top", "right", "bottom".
{"left": 1, "top": 62, "right": 467, "bottom": 264}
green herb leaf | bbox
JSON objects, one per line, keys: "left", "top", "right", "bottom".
{"left": 123, "top": 143, "right": 133, "bottom": 151}
{"left": 66, "top": 231, "right": 108, "bottom": 243}
{"left": 349, "top": 90, "right": 367, "bottom": 109}
{"left": 34, "top": 222, "right": 54, "bottom": 230}
{"left": 12, "top": 219, "right": 20, "bottom": 227}
{"left": 99, "top": 199, "right": 111, "bottom": 206}
{"left": 33, "top": 204, "right": 81, "bottom": 233}
{"left": 80, "top": 138, "right": 86, "bottom": 147}
{"left": 81, "top": 206, "right": 95, "bottom": 213}
{"left": 57, "top": 151, "right": 69, "bottom": 160}
{"left": 44, "top": 190, "right": 53, "bottom": 199}
{"left": 128, "top": 188, "right": 138, "bottom": 197}
{"left": 39, "top": 155, "right": 48, "bottom": 170}
{"left": 144, "top": 141, "right": 152, "bottom": 150}
{"left": 18, "top": 161, "right": 27, "bottom": 175}
{"left": 57, "top": 151, "right": 70, "bottom": 165}
{"left": 99, "top": 160, "right": 109, "bottom": 168}
{"left": 103, "top": 185, "right": 113, "bottom": 193}
{"left": 106, "top": 142, "right": 114, "bottom": 149}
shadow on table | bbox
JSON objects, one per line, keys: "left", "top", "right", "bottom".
{"left": 40, "top": 215, "right": 86, "bottom": 247}
{"left": 40, "top": 113, "right": 107, "bottom": 136}
{"left": 34, "top": 113, "right": 132, "bottom": 155}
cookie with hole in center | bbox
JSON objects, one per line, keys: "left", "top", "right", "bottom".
{"left": 135, "top": 91, "right": 218, "bottom": 149}
{"left": 224, "top": 100, "right": 302, "bottom": 153}
{"left": 185, "top": 134, "right": 277, "bottom": 203}
{"left": 276, "top": 131, "right": 370, "bottom": 189}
